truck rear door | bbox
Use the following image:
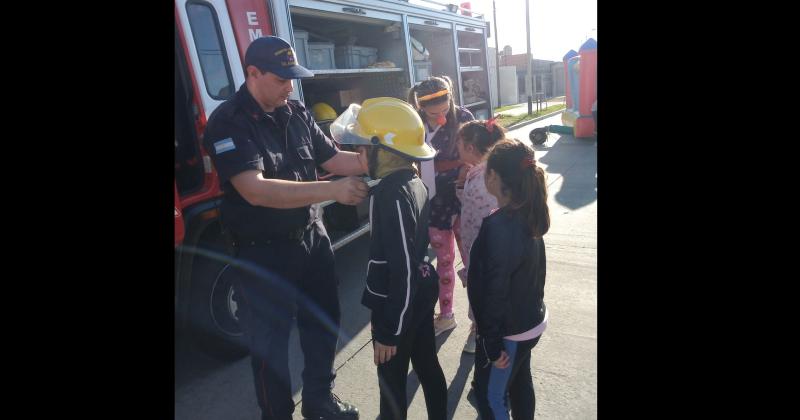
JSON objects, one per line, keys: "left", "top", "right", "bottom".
{"left": 175, "top": 0, "right": 246, "bottom": 119}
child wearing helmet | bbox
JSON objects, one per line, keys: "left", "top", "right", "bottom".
{"left": 407, "top": 76, "right": 475, "bottom": 337}
{"left": 330, "top": 97, "right": 447, "bottom": 420}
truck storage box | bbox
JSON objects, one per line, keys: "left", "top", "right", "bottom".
{"left": 338, "top": 88, "right": 364, "bottom": 108}
{"left": 335, "top": 45, "right": 378, "bottom": 69}
{"left": 293, "top": 29, "right": 309, "bottom": 67}
{"left": 307, "top": 42, "right": 336, "bottom": 69}
{"left": 413, "top": 60, "right": 432, "bottom": 83}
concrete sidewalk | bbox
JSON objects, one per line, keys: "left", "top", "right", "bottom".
{"left": 174, "top": 112, "right": 597, "bottom": 419}
{"left": 298, "top": 114, "right": 597, "bottom": 419}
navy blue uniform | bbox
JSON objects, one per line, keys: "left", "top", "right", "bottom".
{"left": 203, "top": 84, "right": 341, "bottom": 420}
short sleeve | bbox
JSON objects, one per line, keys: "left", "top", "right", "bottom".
{"left": 203, "top": 118, "right": 263, "bottom": 183}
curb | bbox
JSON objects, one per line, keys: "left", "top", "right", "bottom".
{"left": 503, "top": 109, "right": 565, "bottom": 131}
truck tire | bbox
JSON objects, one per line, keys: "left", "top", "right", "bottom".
{"left": 188, "top": 240, "right": 249, "bottom": 361}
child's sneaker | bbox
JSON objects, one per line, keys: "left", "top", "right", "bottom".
{"left": 433, "top": 314, "right": 457, "bottom": 336}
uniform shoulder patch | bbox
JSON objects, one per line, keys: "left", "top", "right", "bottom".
{"left": 214, "top": 138, "right": 236, "bottom": 154}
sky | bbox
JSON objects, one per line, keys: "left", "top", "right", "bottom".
{"left": 411, "top": 0, "right": 596, "bottom": 62}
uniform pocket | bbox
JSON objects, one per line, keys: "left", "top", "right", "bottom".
{"left": 264, "top": 151, "right": 283, "bottom": 177}
{"left": 296, "top": 145, "right": 317, "bottom": 180}
{"left": 365, "top": 260, "right": 389, "bottom": 298}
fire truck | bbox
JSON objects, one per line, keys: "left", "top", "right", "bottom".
{"left": 175, "top": 0, "right": 492, "bottom": 359}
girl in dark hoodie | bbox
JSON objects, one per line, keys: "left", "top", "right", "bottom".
{"left": 467, "top": 139, "right": 551, "bottom": 420}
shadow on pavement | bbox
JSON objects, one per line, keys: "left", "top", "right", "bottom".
{"left": 175, "top": 235, "right": 373, "bottom": 396}
{"left": 446, "top": 352, "right": 476, "bottom": 419}
{"left": 535, "top": 132, "right": 597, "bottom": 210}
{"left": 403, "top": 326, "right": 454, "bottom": 411}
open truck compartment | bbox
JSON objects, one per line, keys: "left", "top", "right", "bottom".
{"left": 409, "top": 18, "right": 459, "bottom": 101}
{"left": 290, "top": 2, "right": 411, "bottom": 115}
{"left": 457, "top": 28, "right": 490, "bottom": 118}
{"left": 288, "top": 0, "right": 491, "bottom": 121}
{"left": 286, "top": 1, "right": 493, "bottom": 242}
{"left": 289, "top": 4, "right": 410, "bottom": 242}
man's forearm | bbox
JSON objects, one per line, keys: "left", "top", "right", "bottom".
{"left": 251, "top": 178, "right": 335, "bottom": 209}
{"left": 321, "top": 150, "right": 367, "bottom": 176}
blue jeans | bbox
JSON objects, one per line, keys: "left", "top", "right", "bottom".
{"left": 473, "top": 335, "right": 541, "bottom": 420}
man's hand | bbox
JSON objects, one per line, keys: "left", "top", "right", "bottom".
{"left": 320, "top": 150, "right": 368, "bottom": 176}
{"left": 373, "top": 340, "right": 397, "bottom": 365}
{"left": 331, "top": 176, "right": 368, "bottom": 205}
{"left": 492, "top": 350, "right": 510, "bottom": 369}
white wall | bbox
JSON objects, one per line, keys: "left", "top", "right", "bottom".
{"left": 488, "top": 47, "right": 498, "bottom": 108}
{"left": 499, "top": 66, "right": 518, "bottom": 105}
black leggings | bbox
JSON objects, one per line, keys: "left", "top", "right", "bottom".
{"left": 374, "top": 281, "right": 447, "bottom": 420}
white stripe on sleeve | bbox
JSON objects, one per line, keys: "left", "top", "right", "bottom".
{"left": 394, "top": 200, "right": 412, "bottom": 335}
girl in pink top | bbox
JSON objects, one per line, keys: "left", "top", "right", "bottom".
{"left": 455, "top": 119, "right": 507, "bottom": 353}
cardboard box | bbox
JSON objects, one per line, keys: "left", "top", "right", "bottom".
{"left": 337, "top": 88, "right": 364, "bottom": 108}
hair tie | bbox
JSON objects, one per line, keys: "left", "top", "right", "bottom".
{"left": 486, "top": 117, "right": 498, "bottom": 133}
{"left": 520, "top": 156, "right": 536, "bottom": 169}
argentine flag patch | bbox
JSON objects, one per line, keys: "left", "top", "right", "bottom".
{"left": 214, "top": 138, "right": 236, "bottom": 154}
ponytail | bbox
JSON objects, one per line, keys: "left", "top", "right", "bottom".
{"left": 519, "top": 163, "right": 550, "bottom": 238}
{"left": 486, "top": 140, "right": 550, "bottom": 238}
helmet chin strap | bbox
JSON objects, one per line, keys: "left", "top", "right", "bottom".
{"left": 368, "top": 146, "right": 415, "bottom": 179}
{"left": 367, "top": 146, "right": 380, "bottom": 180}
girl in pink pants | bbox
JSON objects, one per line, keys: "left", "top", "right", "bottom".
{"left": 408, "top": 76, "right": 475, "bottom": 336}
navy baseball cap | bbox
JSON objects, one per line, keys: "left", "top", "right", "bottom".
{"left": 244, "top": 36, "right": 314, "bottom": 79}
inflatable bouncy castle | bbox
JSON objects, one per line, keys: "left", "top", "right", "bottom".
{"left": 561, "top": 53, "right": 580, "bottom": 129}
{"left": 562, "top": 50, "right": 578, "bottom": 111}
{"left": 561, "top": 38, "right": 596, "bottom": 138}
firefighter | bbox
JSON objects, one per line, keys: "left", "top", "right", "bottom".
{"left": 330, "top": 97, "right": 448, "bottom": 420}
{"left": 202, "top": 36, "right": 365, "bottom": 420}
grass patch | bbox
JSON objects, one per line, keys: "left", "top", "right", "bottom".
{"left": 496, "top": 104, "right": 566, "bottom": 128}
{"left": 493, "top": 104, "right": 521, "bottom": 113}
{"left": 494, "top": 96, "right": 566, "bottom": 113}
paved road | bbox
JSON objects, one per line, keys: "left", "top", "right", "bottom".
{"left": 175, "top": 113, "right": 597, "bottom": 419}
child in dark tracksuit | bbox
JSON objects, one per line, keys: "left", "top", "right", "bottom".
{"left": 330, "top": 97, "right": 447, "bottom": 420}
{"left": 364, "top": 168, "right": 446, "bottom": 420}
{"left": 468, "top": 140, "right": 551, "bottom": 420}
